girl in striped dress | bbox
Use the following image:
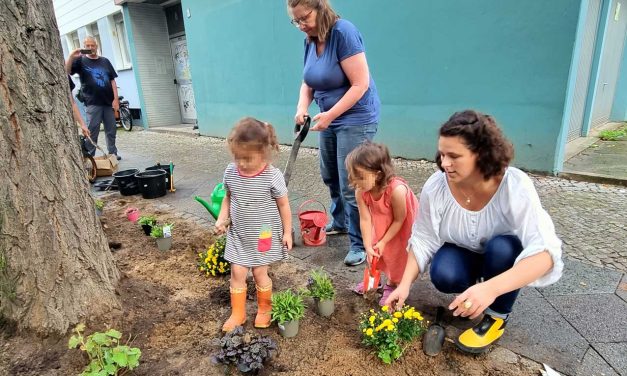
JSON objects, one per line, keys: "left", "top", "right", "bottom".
{"left": 215, "top": 117, "right": 293, "bottom": 332}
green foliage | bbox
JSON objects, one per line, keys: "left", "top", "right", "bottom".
{"left": 150, "top": 223, "right": 174, "bottom": 238}
{"left": 197, "top": 235, "right": 229, "bottom": 276}
{"left": 211, "top": 326, "right": 277, "bottom": 374}
{"left": 68, "top": 324, "right": 141, "bottom": 376}
{"left": 359, "top": 305, "right": 427, "bottom": 364}
{"left": 94, "top": 199, "right": 105, "bottom": 211}
{"left": 301, "top": 268, "right": 335, "bottom": 300}
{"left": 599, "top": 124, "right": 627, "bottom": 141}
{"left": 137, "top": 215, "right": 157, "bottom": 226}
{"left": 270, "top": 289, "right": 305, "bottom": 324}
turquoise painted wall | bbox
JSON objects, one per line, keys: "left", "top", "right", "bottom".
{"left": 611, "top": 34, "right": 627, "bottom": 121}
{"left": 182, "top": 0, "right": 580, "bottom": 172}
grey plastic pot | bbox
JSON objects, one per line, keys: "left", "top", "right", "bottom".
{"left": 278, "top": 320, "right": 299, "bottom": 338}
{"left": 155, "top": 237, "right": 172, "bottom": 251}
{"left": 315, "top": 298, "right": 335, "bottom": 317}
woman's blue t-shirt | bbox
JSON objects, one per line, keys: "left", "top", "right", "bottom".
{"left": 303, "top": 19, "right": 380, "bottom": 126}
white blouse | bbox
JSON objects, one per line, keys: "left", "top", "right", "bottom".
{"left": 408, "top": 167, "right": 563, "bottom": 287}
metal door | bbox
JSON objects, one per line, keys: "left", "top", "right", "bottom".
{"left": 590, "top": 0, "right": 627, "bottom": 127}
{"left": 568, "top": 0, "right": 602, "bottom": 141}
{"left": 170, "top": 36, "right": 197, "bottom": 124}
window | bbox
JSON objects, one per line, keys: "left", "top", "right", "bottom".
{"left": 110, "top": 12, "right": 132, "bottom": 69}
{"left": 86, "top": 22, "right": 102, "bottom": 55}
{"left": 67, "top": 31, "right": 80, "bottom": 51}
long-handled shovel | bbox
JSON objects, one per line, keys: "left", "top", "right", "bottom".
{"left": 283, "top": 115, "right": 310, "bottom": 187}
{"left": 362, "top": 256, "right": 381, "bottom": 293}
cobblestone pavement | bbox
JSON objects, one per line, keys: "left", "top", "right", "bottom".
{"left": 109, "top": 130, "right": 627, "bottom": 273}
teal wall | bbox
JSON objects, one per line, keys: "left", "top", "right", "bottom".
{"left": 182, "top": 0, "right": 581, "bottom": 173}
{"left": 611, "top": 35, "right": 627, "bottom": 121}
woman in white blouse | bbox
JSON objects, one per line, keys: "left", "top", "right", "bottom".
{"left": 384, "top": 110, "right": 563, "bottom": 353}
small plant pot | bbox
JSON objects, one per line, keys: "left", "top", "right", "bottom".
{"left": 155, "top": 237, "right": 172, "bottom": 251}
{"left": 95, "top": 208, "right": 103, "bottom": 217}
{"left": 278, "top": 320, "right": 299, "bottom": 338}
{"left": 141, "top": 224, "right": 153, "bottom": 236}
{"left": 125, "top": 207, "right": 139, "bottom": 222}
{"left": 315, "top": 298, "right": 335, "bottom": 317}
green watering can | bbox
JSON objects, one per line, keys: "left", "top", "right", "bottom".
{"left": 194, "top": 183, "right": 226, "bottom": 220}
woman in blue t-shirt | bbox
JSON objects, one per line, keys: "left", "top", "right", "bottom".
{"left": 288, "top": 0, "right": 381, "bottom": 266}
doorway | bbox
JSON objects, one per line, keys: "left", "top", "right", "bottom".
{"left": 590, "top": 0, "right": 627, "bottom": 127}
{"left": 165, "top": 3, "right": 197, "bottom": 125}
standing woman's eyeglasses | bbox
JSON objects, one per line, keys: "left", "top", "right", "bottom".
{"left": 290, "top": 9, "right": 313, "bottom": 26}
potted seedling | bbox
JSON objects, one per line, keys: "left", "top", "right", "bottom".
{"left": 271, "top": 289, "right": 305, "bottom": 338}
{"left": 302, "top": 268, "right": 335, "bottom": 317}
{"left": 138, "top": 215, "right": 157, "bottom": 236}
{"left": 94, "top": 199, "right": 105, "bottom": 217}
{"left": 150, "top": 223, "right": 174, "bottom": 251}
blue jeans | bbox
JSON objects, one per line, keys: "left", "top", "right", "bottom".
{"left": 429, "top": 235, "right": 523, "bottom": 316}
{"left": 85, "top": 105, "right": 117, "bottom": 156}
{"left": 319, "top": 123, "right": 377, "bottom": 253}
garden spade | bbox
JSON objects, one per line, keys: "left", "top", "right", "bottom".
{"left": 422, "top": 306, "right": 446, "bottom": 356}
{"left": 362, "top": 256, "right": 381, "bottom": 293}
{"left": 283, "top": 115, "right": 310, "bottom": 187}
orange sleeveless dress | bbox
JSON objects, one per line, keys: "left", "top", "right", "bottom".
{"left": 362, "top": 177, "right": 418, "bottom": 284}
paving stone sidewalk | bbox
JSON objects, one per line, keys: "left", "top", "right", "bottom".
{"left": 95, "top": 130, "right": 626, "bottom": 375}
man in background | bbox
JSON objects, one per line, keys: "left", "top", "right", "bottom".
{"left": 66, "top": 36, "right": 121, "bottom": 160}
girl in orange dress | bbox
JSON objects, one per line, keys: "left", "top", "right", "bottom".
{"left": 346, "top": 142, "right": 418, "bottom": 305}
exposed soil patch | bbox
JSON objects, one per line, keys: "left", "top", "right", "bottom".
{"left": 0, "top": 196, "right": 539, "bottom": 376}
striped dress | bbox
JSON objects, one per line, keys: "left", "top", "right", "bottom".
{"left": 223, "top": 163, "right": 288, "bottom": 267}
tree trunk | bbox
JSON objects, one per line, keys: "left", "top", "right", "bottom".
{"left": 0, "top": 0, "right": 119, "bottom": 334}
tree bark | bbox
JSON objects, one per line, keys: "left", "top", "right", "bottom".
{"left": 0, "top": 0, "right": 119, "bottom": 334}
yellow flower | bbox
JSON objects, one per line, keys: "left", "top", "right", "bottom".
{"left": 375, "top": 324, "right": 384, "bottom": 332}
{"left": 381, "top": 305, "right": 389, "bottom": 312}
{"left": 382, "top": 319, "right": 392, "bottom": 326}
{"left": 366, "top": 328, "right": 373, "bottom": 336}
{"left": 369, "top": 316, "right": 376, "bottom": 323}
{"left": 362, "top": 328, "right": 367, "bottom": 333}
{"left": 392, "top": 318, "right": 399, "bottom": 323}
{"left": 387, "top": 325, "right": 395, "bottom": 331}
{"left": 413, "top": 312, "right": 423, "bottom": 320}
{"left": 393, "top": 311, "right": 402, "bottom": 318}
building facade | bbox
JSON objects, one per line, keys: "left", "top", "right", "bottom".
{"left": 57, "top": 0, "right": 627, "bottom": 173}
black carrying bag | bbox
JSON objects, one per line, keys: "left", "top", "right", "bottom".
{"left": 76, "top": 86, "right": 86, "bottom": 104}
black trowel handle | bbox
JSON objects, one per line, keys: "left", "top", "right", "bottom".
{"left": 434, "top": 305, "right": 445, "bottom": 325}
{"left": 294, "top": 116, "right": 311, "bottom": 143}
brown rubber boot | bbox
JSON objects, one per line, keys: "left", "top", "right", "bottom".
{"left": 254, "top": 283, "right": 272, "bottom": 328}
{"left": 222, "top": 286, "right": 247, "bottom": 332}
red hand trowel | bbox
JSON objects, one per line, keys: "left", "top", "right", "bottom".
{"left": 362, "top": 256, "right": 381, "bottom": 293}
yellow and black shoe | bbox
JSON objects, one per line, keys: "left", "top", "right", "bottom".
{"left": 455, "top": 314, "right": 507, "bottom": 354}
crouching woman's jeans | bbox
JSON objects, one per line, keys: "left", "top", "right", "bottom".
{"left": 429, "top": 235, "right": 523, "bottom": 318}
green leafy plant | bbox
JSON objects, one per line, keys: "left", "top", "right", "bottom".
{"left": 137, "top": 215, "right": 157, "bottom": 227}
{"left": 359, "top": 305, "right": 427, "bottom": 364}
{"left": 301, "top": 268, "right": 335, "bottom": 300}
{"left": 599, "top": 127, "right": 626, "bottom": 141}
{"left": 94, "top": 199, "right": 105, "bottom": 211}
{"left": 270, "top": 289, "right": 305, "bottom": 324}
{"left": 211, "top": 326, "right": 277, "bottom": 374}
{"left": 197, "top": 235, "right": 229, "bottom": 277}
{"left": 68, "top": 324, "right": 141, "bottom": 376}
{"left": 150, "top": 223, "right": 174, "bottom": 238}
